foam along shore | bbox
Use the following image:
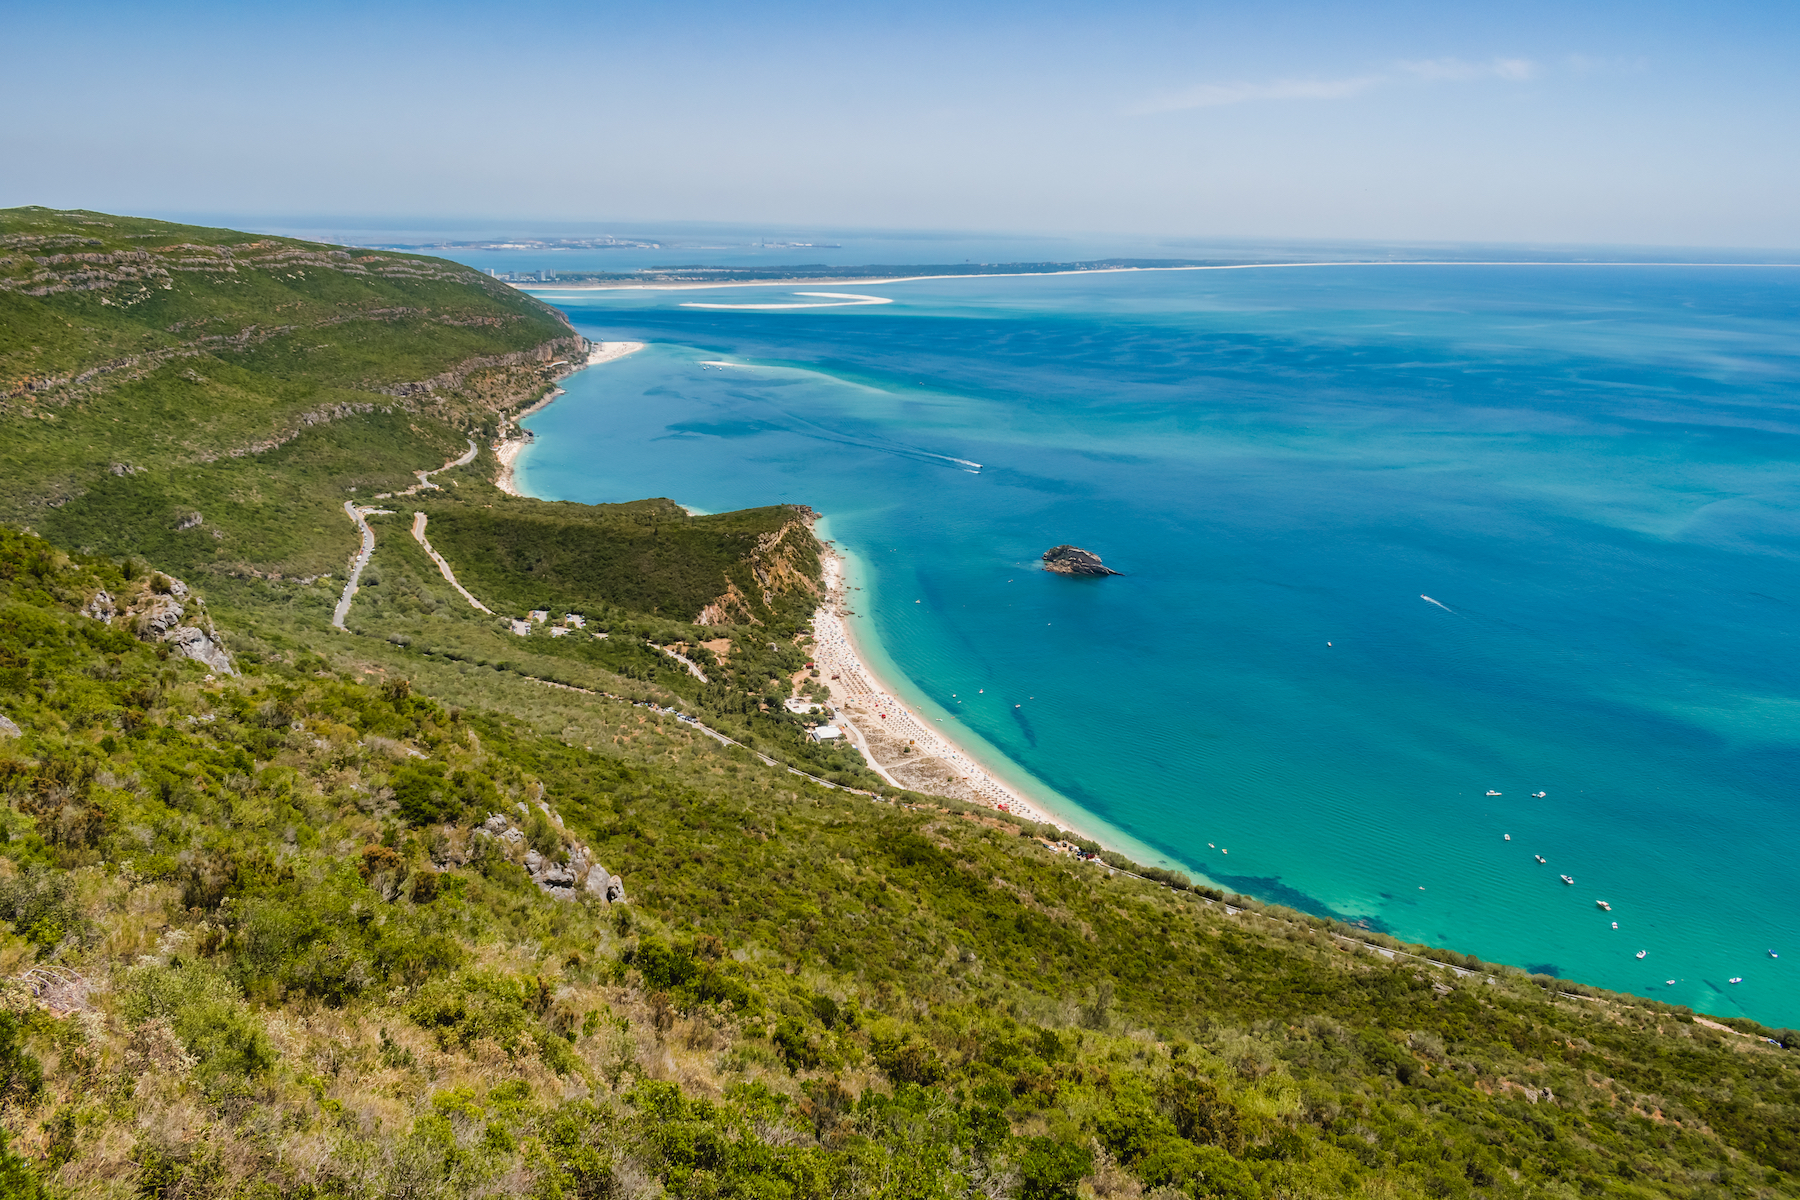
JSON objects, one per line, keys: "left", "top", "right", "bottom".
{"left": 494, "top": 341, "right": 644, "bottom": 496}
{"left": 808, "top": 547, "right": 1076, "bottom": 832}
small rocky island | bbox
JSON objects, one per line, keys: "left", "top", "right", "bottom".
{"left": 1041, "top": 545, "right": 1120, "bottom": 576}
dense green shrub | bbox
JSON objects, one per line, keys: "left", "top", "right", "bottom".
{"left": 1016, "top": 1136, "right": 1093, "bottom": 1200}
{"left": 0, "top": 1128, "right": 44, "bottom": 1200}
{"left": 408, "top": 969, "right": 533, "bottom": 1052}
{"left": 121, "top": 961, "right": 275, "bottom": 1087}
{"left": 1140, "top": 1140, "right": 1261, "bottom": 1200}
{"left": 392, "top": 760, "right": 456, "bottom": 825}
{"left": 0, "top": 1012, "right": 42, "bottom": 1108}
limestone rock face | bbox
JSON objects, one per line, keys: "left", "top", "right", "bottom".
{"left": 476, "top": 811, "right": 625, "bottom": 902}
{"left": 0, "top": 714, "right": 20, "bottom": 738}
{"left": 134, "top": 594, "right": 185, "bottom": 640}
{"left": 162, "top": 625, "right": 234, "bottom": 675}
{"left": 83, "top": 574, "right": 234, "bottom": 674}
{"left": 80, "top": 590, "right": 117, "bottom": 622}
{"left": 1041, "top": 545, "right": 1120, "bottom": 576}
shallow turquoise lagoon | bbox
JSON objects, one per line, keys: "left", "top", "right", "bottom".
{"left": 514, "top": 266, "right": 1800, "bottom": 1026}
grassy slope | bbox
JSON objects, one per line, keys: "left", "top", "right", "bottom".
{"left": 0, "top": 530, "right": 1796, "bottom": 1200}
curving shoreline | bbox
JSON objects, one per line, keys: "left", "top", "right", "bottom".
{"left": 808, "top": 545, "right": 1105, "bottom": 839}
{"left": 494, "top": 340, "right": 645, "bottom": 495}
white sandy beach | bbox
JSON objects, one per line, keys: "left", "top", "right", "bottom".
{"left": 494, "top": 340, "right": 644, "bottom": 495}
{"left": 807, "top": 547, "right": 1094, "bottom": 835}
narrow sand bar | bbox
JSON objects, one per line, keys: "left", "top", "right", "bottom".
{"left": 514, "top": 260, "right": 1800, "bottom": 299}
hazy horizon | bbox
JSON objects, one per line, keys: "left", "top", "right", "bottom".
{"left": 9, "top": 0, "right": 1800, "bottom": 247}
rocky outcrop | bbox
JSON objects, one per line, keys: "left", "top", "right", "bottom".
{"left": 695, "top": 579, "right": 755, "bottom": 627}
{"left": 473, "top": 811, "right": 626, "bottom": 903}
{"left": 82, "top": 574, "right": 235, "bottom": 674}
{"left": 0, "top": 714, "right": 20, "bottom": 738}
{"left": 380, "top": 334, "right": 588, "bottom": 399}
{"left": 1042, "top": 545, "right": 1120, "bottom": 576}
{"left": 695, "top": 508, "right": 823, "bottom": 626}
{"left": 80, "top": 589, "right": 117, "bottom": 622}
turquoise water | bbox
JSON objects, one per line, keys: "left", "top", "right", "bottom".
{"left": 514, "top": 265, "right": 1800, "bottom": 1027}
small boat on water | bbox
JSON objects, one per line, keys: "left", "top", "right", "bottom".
{"left": 1596, "top": 900, "right": 1612, "bottom": 911}
{"left": 1486, "top": 790, "right": 1502, "bottom": 796}
{"left": 1535, "top": 855, "right": 1546, "bottom": 864}
{"left": 1504, "top": 834, "right": 1512, "bottom": 841}
{"left": 1666, "top": 979, "right": 1676, "bottom": 986}
{"left": 1611, "top": 921, "right": 1619, "bottom": 929}
{"left": 1560, "top": 874, "right": 1575, "bottom": 885}
{"left": 1636, "top": 950, "right": 1647, "bottom": 959}
{"left": 1533, "top": 791, "right": 1547, "bottom": 798}
{"left": 1771, "top": 950, "right": 1781, "bottom": 959}
{"left": 1729, "top": 977, "right": 1743, "bottom": 985}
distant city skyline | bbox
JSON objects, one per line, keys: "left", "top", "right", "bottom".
{"left": 8, "top": 0, "right": 1799, "bottom": 247}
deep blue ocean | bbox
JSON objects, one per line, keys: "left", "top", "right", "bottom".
{"left": 504, "top": 264, "right": 1800, "bottom": 1026}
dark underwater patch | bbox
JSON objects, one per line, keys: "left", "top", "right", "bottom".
{"left": 1205, "top": 870, "right": 1392, "bottom": 933}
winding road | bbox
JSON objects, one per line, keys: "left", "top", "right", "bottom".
{"left": 332, "top": 502, "right": 394, "bottom": 630}
{"left": 411, "top": 512, "right": 494, "bottom": 614}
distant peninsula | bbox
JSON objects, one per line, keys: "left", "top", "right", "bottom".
{"left": 433, "top": 257, "right": 1234, "bottom": 287}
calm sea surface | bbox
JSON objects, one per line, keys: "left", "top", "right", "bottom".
{"left": 510, "top": 265, "right": 1800, "bottom": 1026}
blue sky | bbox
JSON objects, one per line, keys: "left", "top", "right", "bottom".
{"left": 7, "top": 0, "right": 1799, "bottom": 246}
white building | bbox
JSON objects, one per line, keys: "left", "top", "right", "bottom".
{"left": 809, "top": 724, "right": 844, "bottom": 742}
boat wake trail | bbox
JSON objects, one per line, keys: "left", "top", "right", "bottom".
{"left": 1421, "top": 594, "right": 1455, "bottom": 613}
{"left": 691, "top": 359, "right": 982, "bottom": 472}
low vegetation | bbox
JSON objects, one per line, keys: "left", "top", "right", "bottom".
{"left": 0, "top": 209, "right": 1795, "bottom": 1199}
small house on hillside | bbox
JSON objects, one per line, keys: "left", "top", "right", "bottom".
{"left": 809, "top": 725, "right": 844, "bottom": 742}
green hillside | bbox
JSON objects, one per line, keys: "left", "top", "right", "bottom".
{"left": 1, "top": 205, "right": 577, "bottom": 572}
{"left": 0, "top": 206, "right": 858, "bottom": 782}
{"left": 0, "top": 209, "right": 1796, "bottom": 1199}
